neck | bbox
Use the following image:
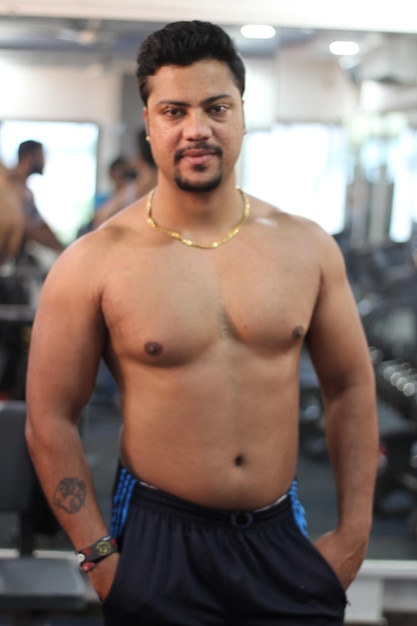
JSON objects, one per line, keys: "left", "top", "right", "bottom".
{"left": 8, "top": 166, "right": 29, "bottom": 184}
{"left": 154, "top": 176, "right": 240, "bottom": 228}
{"left": 147, "top": 185, "right": 250, "bottom": 250}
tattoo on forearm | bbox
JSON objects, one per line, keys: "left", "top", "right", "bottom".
{"left": 53, "top": 477, "right": 86, "bottom": 514}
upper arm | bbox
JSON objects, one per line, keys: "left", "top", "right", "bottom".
{"left": 305, "top": 231, "right": 374, "bottom": 397}
{"left": 26, "top": 238, "right": 107, "bottom": 424}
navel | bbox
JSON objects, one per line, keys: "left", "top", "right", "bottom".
{"left": 144, "top": 341, "right": 163, "bottom": 356}
{"left": 234, "top": 455, "right": 245, "bottom": 467}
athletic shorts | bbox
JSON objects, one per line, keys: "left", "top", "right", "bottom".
{"left": 103, "top": 470, "right": 346, "bottom": 625}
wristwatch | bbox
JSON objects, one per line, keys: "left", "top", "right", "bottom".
{"left": 77, "top": 535, "right": 119, "bottom": 572}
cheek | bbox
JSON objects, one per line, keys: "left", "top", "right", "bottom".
{"left": 220, "top": 130, "right": 244, "bottom": 160}
{"left": 147, "top": 134, "right": 173, "bottom": 165}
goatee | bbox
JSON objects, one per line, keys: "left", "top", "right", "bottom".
{"left": 174, "top": 173, "right": 222, "bottom": 193}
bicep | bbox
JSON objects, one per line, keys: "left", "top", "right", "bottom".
{"left": 306, "top": 250, "right": 373, "bottom": 395}
{"left": 26, "top": 255, "right": 106, "bottom": 422}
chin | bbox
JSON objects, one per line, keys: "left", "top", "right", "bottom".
{"left": 175, "top": 175, "right": 222, "bottom": 193}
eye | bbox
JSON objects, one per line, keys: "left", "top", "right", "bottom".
{"left": 209, "top": 104, "right": 229, "bottom": 115}
{"left": 162, "top": 106, "right": 184, "bottom": 118}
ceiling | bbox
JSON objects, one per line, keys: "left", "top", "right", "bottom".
{"left": 0, "top": 14, "right": 414, "bottom": 81}
{"left": 1, "top": 0, "right": 417, "bottom": 34}
{"left": 0, "top": 9, "right": 415, "bottom": 91}
{"left": 0, "top": 16, "right": 314, "bottom": 67}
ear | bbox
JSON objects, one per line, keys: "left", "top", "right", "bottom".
{"left": 241, "top": 101, "right": 247, "bottom": 135}
{"left": 143, "top": 108, "right": 150, "bottom": 138}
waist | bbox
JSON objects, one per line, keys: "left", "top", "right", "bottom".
{"left": 130, "top": 476, "right": 290, "bottom": 529}
{"left": 120, "top": 433, "right": 298, "bottom": 510}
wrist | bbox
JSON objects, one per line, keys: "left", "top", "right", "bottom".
{"left": 76, "top": 535, "right": 119, "bottom": 572}
{"left": 337, "top": 520, "right": 372, "bottom": 547}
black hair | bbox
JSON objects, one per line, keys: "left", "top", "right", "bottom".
{"left": 136, "top": 20, "right": 245, "bottom": 105}
{"left": 18, "top": 140, "right": 43, "bottom": 161}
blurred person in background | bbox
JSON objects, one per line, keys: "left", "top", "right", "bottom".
{"left": 93, "top": 128, "right": 157, "bottom": 227}
{"left": 94, "top": 155, "right": 134, "bottom": 210}
{"left": 0, "top": 142, "right": 63, "bottom": 398}
{"left": 5, "top": 140, "right": 64, "bottom": 258}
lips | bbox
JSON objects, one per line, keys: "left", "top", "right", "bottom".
{"left": 181, "top": 150, "right": 217, "bottom": 166}
{"left": 174, "top": 144, "right": 222, "bottom": 164}
{"left": 182, "top": 149, "right": 216, "bottom": 157}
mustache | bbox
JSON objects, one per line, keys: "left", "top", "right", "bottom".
{"left": 174, "top": 143, "right": 223, "bottom": 164}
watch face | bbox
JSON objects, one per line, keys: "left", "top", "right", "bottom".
{"left": 96, "top": 539, "right": 112, "bottom": 555}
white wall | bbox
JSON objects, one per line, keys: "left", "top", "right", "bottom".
{"left": 275, "top": 57, "right": 359, "bottom": 123}
{"left": 243, "top": 55, "right": 359, "bottom": 130}
{"left": 0, "top": 64, "right": 124, "bottom": 188}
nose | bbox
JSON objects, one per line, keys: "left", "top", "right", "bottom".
{"left": 183, "top": 109, "right": 211, "bottom": 141}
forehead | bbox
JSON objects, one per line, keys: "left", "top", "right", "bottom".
{"left": 146, "top": 59, "right": 241, "bottom": 105}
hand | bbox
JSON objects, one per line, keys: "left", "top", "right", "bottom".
{"left": 314, "top": 528, "right": 369, "bottom": 590}
{"left": 88, "top": 552, "right": 120, "bottom": 601}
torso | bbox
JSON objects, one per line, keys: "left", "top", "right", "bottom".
{"left": 0, "top": 175, "right": 25, "bottom": 262}
{"left": 94, "top": 194, "right": 323, "bottom": 509}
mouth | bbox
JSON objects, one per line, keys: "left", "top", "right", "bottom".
{"left": 175, "top": 144, "right": 222, "bottom": 165}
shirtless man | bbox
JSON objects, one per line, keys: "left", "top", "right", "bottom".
{"left": 6, "top": 140, "right": 64, "bottom": 255}
{"left": 26, "top": 20, "right": 378, "bottom": 626}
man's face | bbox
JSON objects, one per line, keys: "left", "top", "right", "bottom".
{"left": 144, "top": 59, "right": 245, "bottom": 193}
{"left": 30, "top": 148, "right": 45, "bottom": 176}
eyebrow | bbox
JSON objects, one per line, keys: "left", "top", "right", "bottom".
{"left": 155, "top": 94, "right": 233, "bottom": 107}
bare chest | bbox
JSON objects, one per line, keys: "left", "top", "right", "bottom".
{"left": 101, "top": 241, "right": 320, "bottom": 365}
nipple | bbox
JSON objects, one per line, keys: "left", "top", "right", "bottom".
{"left": 293, "top": 326, "right": 304, "bottom": 340}
{"left": 144, "top": 341, "right": 163, "bottom": 356}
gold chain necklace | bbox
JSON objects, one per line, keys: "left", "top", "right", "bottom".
{"left": 146, "top": 187, "right": 250, "bottom": 250}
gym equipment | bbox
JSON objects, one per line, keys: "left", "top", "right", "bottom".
{"left": 0, "top": 401, "right": 86, "bottom": 624}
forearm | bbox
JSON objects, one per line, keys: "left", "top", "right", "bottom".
{"left": 310, "top": 382, "right": 379, "bottom": 588}
{"left": 25, "top": 416, "right": 109, "bottom": 551}
{"left": 324, "top": 380, "right": 379, "bottom": 537}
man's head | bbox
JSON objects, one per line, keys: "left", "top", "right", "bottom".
{"left": 136, "top": 21, "right": 246, "bottom": 194}
{"left": 136, "top": 21, "right": 245, "bottom": 106}
{"left": 17, "top": 140, "right": 45, "bottom": 176}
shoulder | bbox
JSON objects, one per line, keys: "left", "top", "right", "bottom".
{"left": 248, "top": 194, "right": 337, "bottom": 242}
{"left": 247, "top": 193, "right": 344, "bottom": 267}
{"left": 48, "top": 199, "right": 148, "bottom": 281}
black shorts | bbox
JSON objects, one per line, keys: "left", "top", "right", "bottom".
{"left": 103, "top": 475, "right": 346, "bottom": 625}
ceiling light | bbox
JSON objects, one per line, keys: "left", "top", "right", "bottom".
{"left": 329, "top": 41, "right": 360, "bottom": 56}
{"left": 241, "top": 25, "right": 276, "bottom": 40}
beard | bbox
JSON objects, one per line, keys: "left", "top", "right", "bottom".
{"left": 30, "top": 163, "right": 44, "bottom": 176}
{"left": 174, "top": 142, "right": 223, "bottom": 193}
{"left": 174, "top": 167, "right": 223, "bottom": 193}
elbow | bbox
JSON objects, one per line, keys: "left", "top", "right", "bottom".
{"left": 25, "top": 415, "right": 36, "bottom": 461}
{"left": 25, "top": 410, "right": 39, "bottom": 454}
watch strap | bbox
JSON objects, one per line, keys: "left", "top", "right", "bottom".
{"left": 77, "top": 535, "right": 119, "bottom": 572}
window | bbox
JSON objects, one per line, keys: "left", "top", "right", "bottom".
{"left": 0, "top": 120, "right": 99, "bottom": 244}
